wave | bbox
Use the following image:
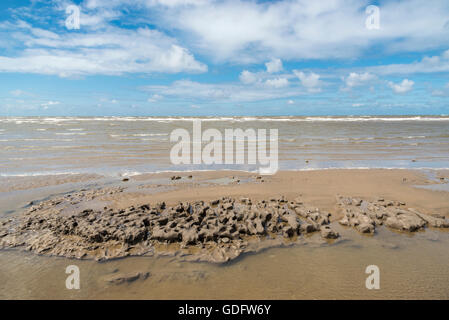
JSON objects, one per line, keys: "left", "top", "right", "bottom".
{"left": 0, "top": 171, "right": 83, "bottom": 177}
{"left": 2, "top": 116, "right": 449, "bottom": 124}
{"left": 132, "top": 133, "right": 168, "bottom": 137}
{"left": 3, "top": 166, "right": 449, "bottom": 179}
{"left": 110, "top": 133, "right": 169, "bottom": 138}
{"left": 55, "top": 132, "right": 87, "bottom": 135}
{"left": 302, "top": 117, "right": 449, "bottom": 122}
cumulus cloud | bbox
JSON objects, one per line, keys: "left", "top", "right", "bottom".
{"left": 265, "top": 77, "right": 289, "bottom": 88}
{"left": 152, "top": 0, "right": 449, "bottom": 63}
{"left": 41, "top": 101, "right": 60, "bottom": 109}
{"left": 343, "top": 72, "right": 376, "bottom": 88}
{"left": 368, "top": 50, "right": 449, "bottom": 75}
{"left": 265, "top": 58, "right": 283, "bottom": 73}
{"left": 388, "top": 79, "right": 414, "bottom": 94}
{"left": 147, "top": 0, "right": 209, "bottom": 7}
{"left": 0, "top": 5, "right": 207, "bottom": 77}
{"left": 294, "top": 71, "right": 322, "bottom": 93}
{"left": 148, "top": 94, "right": 163, "bottom": 102}
{"left": 239, "top": 70, "right": 259, "bottom": 84}
{"left": 142, "top": 79, "right": 301, "bottom": 102}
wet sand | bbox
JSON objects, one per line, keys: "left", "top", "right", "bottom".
{"left": 1, "top": 169, "right": 449, "bottom": 299}
{"left": 115, "top": 169, "right": 449, "bottom": 217}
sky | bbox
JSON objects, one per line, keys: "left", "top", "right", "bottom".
{"left": 0, "top": 0, "right": 448, "bottom": 116}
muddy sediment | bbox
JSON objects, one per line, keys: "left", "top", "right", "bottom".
{"left": 1, "top": 186, "right": 448, "bottom": 264}
{"left": 337, "top": 196, "right": 449, "bottom": 233}
{"left": 0, "top": 193, "right": 339, "bottom": 263}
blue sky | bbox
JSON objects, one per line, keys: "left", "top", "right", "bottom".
{"left": 0, "top": 0, "right": 448, "bottom": 116}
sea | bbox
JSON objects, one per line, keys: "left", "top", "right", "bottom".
{"left": 0, "top": 116, "right": 448, "bottom": 177}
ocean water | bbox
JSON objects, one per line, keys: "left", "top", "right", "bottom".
{"left": 0, "top": 116, "right": 448, "bottom": 177}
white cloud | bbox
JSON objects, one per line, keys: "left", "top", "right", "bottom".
{"left": 0, "top": 13, "right": 207, "bottom": 77}
{"left": 388, "top": 79, "right": 414, "bottom": 94}
{"left": 431, "top": 82, "right": 449, "bottom": 97}
{"left": 344, "top": 72, "right": 376, "bottom": 88}
{"left": 265, "top": 58, "right": 283, "bottom": 73}
{"left": 10, "top": 89, "right": 27, "bottom": 97}
{"left": 142, "top": 79, "right": 301, "bottom": 102}
{"left": 432, "top": 90, "right": 446, "bottom": 97}
{"left": 294, "top": 71, "right": 322, "bottom": 93}
{"left": 368, "top": 50, "right": 449, "bottom": 75}
{"left": 239, "top": 60, "right": 288, "bottom": 85}
{"left": 287, "top": 99, "right": 294, "bottom": 105}
{"left": 265, "top": 77, "right": 288, "bottom": 88}
{"left": 155, "top": 0, "right": 449, "bottom": 63}
{"left": 147, "top": 0, "right": 208, "bottom": 7}
{"left": 148, "top": 94, "right": 163, "bottom": 102}
{"left": 83, "top": 0, "right": 205, "bottom": 10}
{"left": 3, "top": 0, "right": 449, "bottom": 80}
{"left": 41, "top": 100, "right": 60, "bottom": 109}
{"left": 239, "top": 70, "right": 259, "bottom": 84}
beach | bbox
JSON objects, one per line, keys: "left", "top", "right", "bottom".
{"left": 1, "top": 168, "right": 449, "bottom": 299}
{"left": 1, "top": 116, "right": 449, "bottom": 299}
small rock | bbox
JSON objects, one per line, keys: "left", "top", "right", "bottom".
{"left": 320, "top": 226, "right": 339, "bottom": 239}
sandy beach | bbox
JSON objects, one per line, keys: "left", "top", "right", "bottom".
{"left": 1, "top": 168, "right": 449, "bottom": 299}
{"left": 116, "top": 169, "right": 449, "bottom": 214}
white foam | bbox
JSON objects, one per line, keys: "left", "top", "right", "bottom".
{"left": 0, "top": 171, "right": 82, "bottom": 177}
{"left": 132, "top": 133, "right": 168, "bottom": 137}
{"left": 55, "top": 132, "right": 87, "bottom": 135}
{"left": 2, "top": 116, "right": 449, "bottom": 124}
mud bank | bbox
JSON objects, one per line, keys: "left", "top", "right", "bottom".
{"left": 1, "top": 191, "right": 448, "bottom": 264}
